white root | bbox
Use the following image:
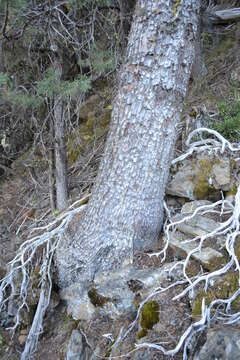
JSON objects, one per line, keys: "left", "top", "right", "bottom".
{"left": 1, "top": 128, "right": 240, "bottom": 359}
{"left": 0, "top": 194, "right": 89, "bottom": 360}
{"left": 172, "top": 127, "right": 240, "bottom": 165}
{"left": 123, "top": 128, "right": 240, "bottom": 358}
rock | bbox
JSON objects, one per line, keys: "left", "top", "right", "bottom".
{"left": 133, "top": 349, "right": 154, "bottom": 360}
{"left": 168, "top": 231, "right": 223, "bottom": 270}
{"left": 20, "top": 328, "right": 28, "bottom": 335}
{"left": 65, "top": 330, "right": 92, "bottom": 360}
{"left": 60, "top": 284, "right": 96, "bottom": 321}
{"left": 173, "top": 213, "right": 220, "bottom": 238}
{"left": 181, "top": 200, "right": 212, "bottom": 214}
{"left": 18, "top": 334, "right": 27, "bottom": 345}
{"left": 166, "top": 163, "right": 195, "bottom": 199}
{"left": 60, "top": 263, "right": 180, "bottom": 322}
{"left": 48, "top": 290, "right": 60, "bottom": 312}
{"left": 212, "top": 159, "right": 231, "bottom": 189}
{"left": 194, "top": 328, "right": 240, "bottom": 360}
{"left": 167, "top": 155, "right": 234, "bottom": 200}
{"left": 166, "top": 200, "right": 225, "bottom": 270}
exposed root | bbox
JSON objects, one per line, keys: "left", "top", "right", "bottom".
{"left": 122, "top": 128, "right": 240, "bottom": 359}
{"left": 1, "top": 127, "right": 240, "bottom": 359}
{"left": 0, "top": 195, "right": 89, "bottom": 360}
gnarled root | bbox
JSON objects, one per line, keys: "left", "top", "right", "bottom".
{"left": 0, "top": 197, "right": 88, "bottom": 360}
{"left": 122, "top": 128, "right": 240, "bottom": 359}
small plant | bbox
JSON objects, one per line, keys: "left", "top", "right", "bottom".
{"left": 211, "top": 101, "right": 240, "bottom": 141}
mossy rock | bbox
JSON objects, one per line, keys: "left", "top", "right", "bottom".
{"left": 88, "top": 286, "right": 110, "bottom": 307}
{"left": 67, "top": 108, "right": 111, "bottom": 165}
{"left": 205, "top": 254, "right": 228, "bottom": 272}
{"left": 137, "top": 328, "right": 148, "bottom": 340}
{"left": 225, "top": 185, "right": 237, "bottom": 198}
{"left": 137, "top": 300, "right": 159, "bottom": 339}
{"left": 67, "top": 130, "right": 83, "bottom": 165}
{"left": 192, "top": 271, "right": 240, "bottom": 318}
{"left": 193, "top": 159, "right": 221, "bottom": 201}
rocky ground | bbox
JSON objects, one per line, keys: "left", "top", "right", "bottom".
{"left": 1, "top": 20, "right": 240, "bottom": 360}
{"left": 1, "top": 144, "right": 240, "bottom": 360}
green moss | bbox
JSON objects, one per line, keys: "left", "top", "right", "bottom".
{"left": 0, "top": 332, "right": 6, "bottom": 346}
{"left": 194, "top": 159, "right": 220, "bottom": 201}
{"left": 226, "top": 185, "right": 237, "bottom": 197}
{"left": 137, "top": 300, "right": 159, "bottom": 339}
{"left": 140, "top": 300, "right": 159, "bottom": 330}
{"left": 194, "top": 179, "right": 209, "bottom": 200}
{"left": 192, "top": 272, "right": 240, "bottom": 318}
{"left": 61, "top": 313, "right": 73, "bottom": 324}
{"left": 67, "top": 131, "right": 83, "bottom": 165}
{"left": 88, "top": 286, "right": 110, "bottom": 307}
{"left": 137, "top": 328, "right": 148, "bottom": 340}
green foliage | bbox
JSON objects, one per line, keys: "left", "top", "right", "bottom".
{"left": 36, "top": 69, "right": 58, "bottom": 98}
{"left": 10, "top": 91, "right": 41, "bottom": 110}
{"left": 1, "top": 69, "right": 92, "bottom": 111}
{"left": 69, "top": 0, "right": 112, "bottom": 6}
{"left": 211, "top": 101, "right": 240, "bottom": 141}
{"left": 0, "top": 73, "right": 40, "bottom": 110}
{"left": 36, "top": 69, "right": 91, "bottom": 100}
{"left": 78, "top": 46, "right": 116, "bottom": 75}
{"left": 0, "top": 73, "right": 9, "bottom": 86}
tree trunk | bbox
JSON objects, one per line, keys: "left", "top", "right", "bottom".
{"left": 54, "top": 96, "right": 68, "bottom": 211}
{"left": 53, "top": 60, "right": 68, "bottom": 211}
{"left": 48, "top": 120, "right": 56, "bottom": 213}
{"left": 57, "top": 0, "right": 201, "bottom": 288}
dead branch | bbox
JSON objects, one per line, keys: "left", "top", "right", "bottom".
{"left": 206, "top": 7, "right": 240, "bottom": 24}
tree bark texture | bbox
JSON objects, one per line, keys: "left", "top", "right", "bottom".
{"left": 57, "top": 0, "right": 201, "bottom": 288}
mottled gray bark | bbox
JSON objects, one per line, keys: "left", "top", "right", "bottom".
{"left": 57, "top": 0, "right": 201, "bottom": 288}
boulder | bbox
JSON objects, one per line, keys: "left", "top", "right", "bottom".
{"left": 212, "top": 159, "right": 231, "bottom": 188}
{"left": 167, "top": 155, "right": 234, "bottom": 200}
{"left": 60, "top": 263, "right": 180, "bottom": 322}
{"left": 167, "top": 231, "right": 223, "bottom": 270}
{"left": 194, "top": 328, "right": 240, "bottom": 360}
{"left": 173, "top": 213, "right": 220, "bottom": 238}
{"left": 181, "top": 200, "right": 212, "bottom": 214}
{"left": 65, "top": 330, "right": 92, "bottom": 360}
